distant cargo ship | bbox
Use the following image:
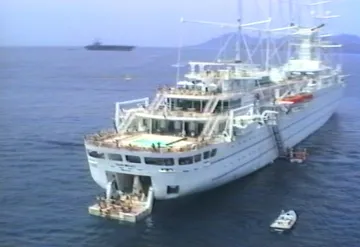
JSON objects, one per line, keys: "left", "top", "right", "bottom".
{"left": 85, "top": 41, "right": 135, "bottom": 51}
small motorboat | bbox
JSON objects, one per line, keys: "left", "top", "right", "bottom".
{"left": 123, "top": 75, "right": 132, "bottom": 81}
{"left": 270, "top": 210, "right": 297, "bottom": 232}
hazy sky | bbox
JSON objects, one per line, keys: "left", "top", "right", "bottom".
{"left": 0, "top": 0, "right": 358, "bottom": 47}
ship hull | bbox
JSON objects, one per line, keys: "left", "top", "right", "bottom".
{"left": 85, "top": 83, "right": 344, "bottom": 200}
{"left": 84, "top": 45, "right": 135, "bottom": 51}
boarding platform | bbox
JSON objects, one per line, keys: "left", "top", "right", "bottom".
{"left": 287, "top": 148, "right": 308, "bottom": 163}
{"left": 88, "top": 187, "right": 154, "bottom": 223}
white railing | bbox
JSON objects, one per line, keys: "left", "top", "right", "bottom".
{"left": 209, "top": 97, "right": 220, "bottom": 113}
{"left": 200, "top": 118, "right": 213, "bottom": 137}
{"left": 203, "top": 96, "right": 219, "bottom": 113}
{"left": 201, "top": 114, "right": 223, "bottom": 138}
{"left": 118, "top": 112, "right": 136, "bottom": 134}
{"left": 148, "top": 93, "right": 165, "bottom": 111}
{"left": 207, "top": 116, "right": 221, "bottom": 138}
{"left": 200, "top": 117, "right": 216, "bottom": 137}
{"left": 114, "top": 98, "right": 149, "bottom": 132}
{"left": 231, "top": 104, "right": 254, "bottom": 117}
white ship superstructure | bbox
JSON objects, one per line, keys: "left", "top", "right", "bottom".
{"left": 84, "top": 0, "right": 347, "bottom": 202}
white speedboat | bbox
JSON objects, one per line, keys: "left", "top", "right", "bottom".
{"left": 123, "top": 75, "right": 132, "bottom": 81}
{"left": 270, "top": 210, "right": 297, "bottom": 232}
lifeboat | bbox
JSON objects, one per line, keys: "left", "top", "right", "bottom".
{"left": 278, "top": 93, "right": 313, "bottom": 104}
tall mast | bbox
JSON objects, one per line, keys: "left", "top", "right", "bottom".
{"left": 235, "top": 0, "right": 242, "bottom": 62}
{"left": 265, "top": 0, "right": 271, "bottom": 71}
{"left": 175, "top": 24, "right": 183, "bottom": 82}
{"left": 287, "top": 0, "right": 294, "bottom": 61}
{"left": 314, "top": 0, "right": 322, "bottom": 61}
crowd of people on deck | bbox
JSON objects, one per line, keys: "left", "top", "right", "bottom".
{"left": 96, "top": 191, "right": 146, "bottom": 215}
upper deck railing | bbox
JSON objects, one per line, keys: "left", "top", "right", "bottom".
{"left": 184, "top": 67, "right": 267, "bottom": 81}
{"left": 157, "top": 85, "right": 220, "bottom": 96}
{"left": 84, "top": 129, "right": 216, "bottom": 153}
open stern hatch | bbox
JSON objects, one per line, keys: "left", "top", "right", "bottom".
{"left": 270, "top": 210, "right": 297, "bottom": 231}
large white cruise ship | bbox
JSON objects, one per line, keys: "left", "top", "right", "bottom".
{"left": 84, "top": 1, "right": 347, "bottom": 205}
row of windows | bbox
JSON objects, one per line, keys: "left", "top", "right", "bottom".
{"left": 87, "top": 148, "right": 217, "bottom": 165}
{"left": 88, "top": 151, "right": 141, "bottom": 163}
{"left": 144, "top": 157, "right": 174, "bottom": 166}
{"left": 179, "top": 149, "right": 217, "bottom": 165}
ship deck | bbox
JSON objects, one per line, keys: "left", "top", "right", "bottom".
{"left": 85, "top": 131, "right": 209, "bottom": 153}
{"left": 106, "top": 133, "right": 194, "bottom": 148}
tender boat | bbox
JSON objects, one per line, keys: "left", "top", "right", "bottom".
{"left": 288, "top": 148, "right": 308, "bottom": 163}
{"left": 270, "top": 210, "right": 297, "bottom": 232}
{"left": 278, "top": 93, "right": 313, "bottom": 104}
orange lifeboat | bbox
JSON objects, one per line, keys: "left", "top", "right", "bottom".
{"left": 279, "top": 93, "right": 313, "bottom": 104}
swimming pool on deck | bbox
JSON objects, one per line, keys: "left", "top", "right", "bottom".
{"left": 123, "top": 134, "right": 192, "bottom": 149}
{"left": 132, "top": 138, "right": 168, "bottom": 148}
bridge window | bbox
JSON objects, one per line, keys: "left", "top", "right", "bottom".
{"left": 211, "top": 149, "right": 217, "bottom": 157}
{"left": 179, "top": 156, "right": 193, "bottom": 165}
{"left": 108, "top": 153, "right": 123, "bottom": 161}
{"left": 126, "top": 155, "right": 141, "bottom": 163}
{"left": 145, "top": 157, "right": 174, "bottom": 166}
{"left": 87, "top": 150, "right": 104, "bottom": 159}
{"left": 203, "top": 151, "right": 210, "bottom": 159}
{"left": 194, "top": 154, "right": 201, "bottom": 163}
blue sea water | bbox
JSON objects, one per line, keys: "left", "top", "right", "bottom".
{"left": 0, "top": 47, "right": 360, "bottom": 247}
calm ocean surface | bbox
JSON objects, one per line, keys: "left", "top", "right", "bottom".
{"left": 0, "top": 47, "right": 359, "bottom": 247}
